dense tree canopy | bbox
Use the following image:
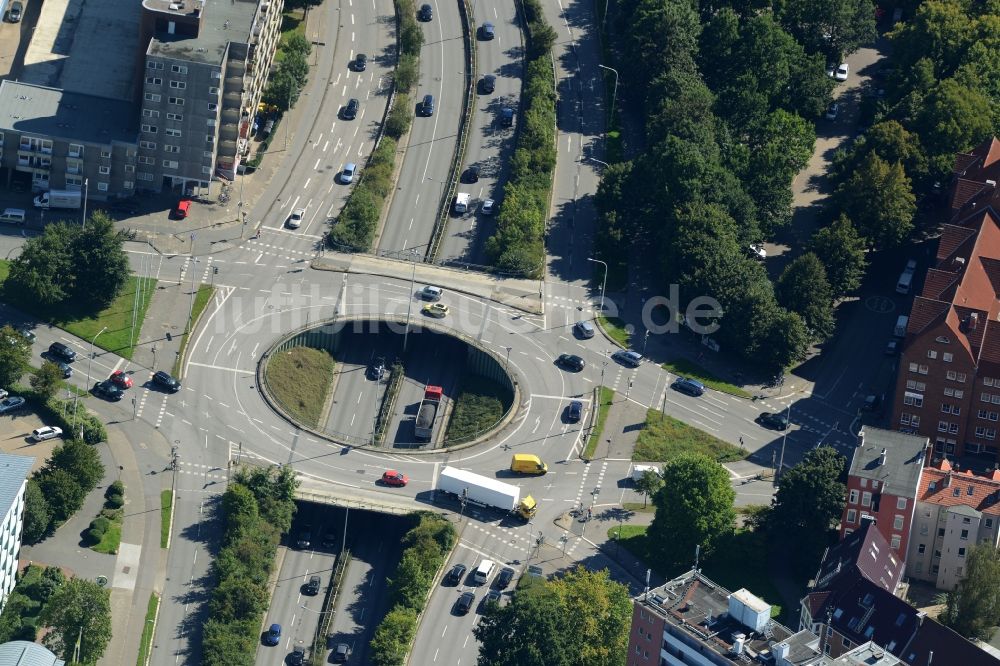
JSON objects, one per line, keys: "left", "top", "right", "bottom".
{"left": 40, "top": 578, "right": 113, "bottom": 664}
{"left": 809, "top": 215, "right": 867, "bottom": 297}
{"left": 835, "top": 153, "right": 915, "bottom": 248}
{"left": 940, "top": 543, "right": 1000, "bottom": 641}
{"left": 776, "top": 253, "right": 835, "bottom": 341}
{"left": 0, "top": 325, "right": 31, "bottom": 389}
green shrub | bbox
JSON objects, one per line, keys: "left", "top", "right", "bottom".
{"left": 396, "top": 54, "right": 419, "bottom": 93}
{"left": 328, "top": 137, "right": 399, "bottom": 251}
{"left": 385, "top": 94, "right": 413, "bottom": 139}
{"left": 105, "top": 480, "right": 124, "bottom": 499}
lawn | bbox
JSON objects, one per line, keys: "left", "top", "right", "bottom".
{"left": 160, "top": 490, "right": 173, "bottom": 549}
{"left": 597, "top": 314, "right": 630, "bottom": 347}
{"left": 633, "top": 409, "right": 745, "bottom": 463}
{"left": 275, "top": 9, "right": 306, "bottom": 63}
{"left": 0, "top": 260, "right": 157, "bottom": 360}
{"left": 446, "top": 376, "right": 512, "bottom": 443}
{"left": 621, "top": 502, "right": 655, "bottom": 513}
{"left": 174, "top": 285, "right": 216, "bottom": 375}
{"left": 582, "top": 386, "right": 614, "bottom": 459}
{"left": 661, "top": 358, "right": 751, "bottom": 398}
{"left": 264, "top": 346, "right": 336, "bottom": 427}
{"left": 91, "top": 518, "right": 122, "bottom": 554}
{"left": 136, "top": 592, "right": 159, "bottom": 666}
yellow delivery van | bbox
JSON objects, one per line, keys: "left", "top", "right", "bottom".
{"left": 510, "top": 454, "right": 548, "bottom": 475}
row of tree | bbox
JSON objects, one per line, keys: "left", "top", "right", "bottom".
{"left": 23, "top": 438, "right": 106, "bottom": 544}
{"left": 369, "top": 513, "right": 457, "bottom": 665}
{"left": 328, "top": 137, "right": 399, "bottom": 250}
{"left": 201, "top": 466, "right": 298, "bottom": 666}
{"left": 263, "top": 33, "right": 313, "bottom": 113}
{"left": 483, "top": 0, "right": 557, "bottom": 277}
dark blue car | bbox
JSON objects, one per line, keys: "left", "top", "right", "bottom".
{"left": 263, "top": 623, "right": 281, "bottom": 646}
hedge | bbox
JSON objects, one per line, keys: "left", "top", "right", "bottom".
{"left": 369, "top": 513, "right": 456, "bottom": 665}
{"left": 483, "top": 0, "right": 556, "bottom": 277}
{"left": 328, "top": 137, "right": 399, "bottom": 251}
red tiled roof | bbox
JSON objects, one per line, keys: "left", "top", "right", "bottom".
{"left": 805, "top": 590, "right": 830, "bottom": 617}
{"left": 917, "top": 461, "right": 1000, "bottom": 516}
{"left": 952, "top": 178, "right": 990, "bottom": 211}
{"left": 936, "top": 224, "right": 978, "bottom": 264}
{"left": 920, "top": 268, "right": 960, "bottom": 301}
{"left": 906, "top": 298, "right": 950, "bottom": 337}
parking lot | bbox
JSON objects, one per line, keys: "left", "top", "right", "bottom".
{"left": 0, "top": 407, "right": 60, "bottom": 471}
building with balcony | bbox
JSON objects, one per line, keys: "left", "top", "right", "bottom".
{"left": 0, "top": 454, "right": 34, "bottom": 615}
{"left": 0, "top": 640, "right": 65, "bottom": 666}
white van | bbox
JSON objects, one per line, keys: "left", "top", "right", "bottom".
{"left": 453, "top": 192, "right": 471, "bottom": 214}
{"left": 474, "top": 559, "right": 495, "bottom": 585}
{"left": 0, "top": 208, "right": 26, "bottom": 224}
{"left": 894, "top": 315, "right": 909, "bottom": 338}
{"left": 896, "top": 270, "right": 913, "bottom": 294}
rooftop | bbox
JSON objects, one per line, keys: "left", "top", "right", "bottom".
{"left": 815, "top": 519, "right": 902, "bottom": 594}
{"left": 0, "top": 640, "right": 63, "bottom": 666}
{"left": 849, "top": 428, "right": 928, "bottom": 499}
{"left": 917, "top": 458, "right": 1000, "bottom": 517}
{"left": 824, "top": 641, "right": 901, "bottom": 665}
{"left": 146, "top": 0, "right": 257, "bottom": 65}
{"left": 0, "top": 81, "right": 137, "bottom": 145}
{"left": 0, "top": 454, "right": 33, "bottom": 522}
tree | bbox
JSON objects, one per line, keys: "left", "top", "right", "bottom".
{"left": 809, "top": 214, "right": 867, "bottom": 296}
{"left": 0, "top": 325, "right": 31, "bottom": 389}
{"left": 71, "top": 212, "right": 129, "bottom": 309}
{"left": 39, "top": 577, "right": 112, "bottom": 664}
{"left": 940, "top": 543, "right": 1000, "bottom": 641}
{"left": 548, "top": 568, "right": 632, "bottom": 666}
{"left": 475, "top": 578, "right": 573, "bottom": 666}
{"left": 30, "top": 360, "right": 64, "bottom": 400}
{"left": 22, "top": 480, "right": 51, "bottom": 543}
{"left": 635, "top": 469, "right": 663, "bottom": 508}
{"left": 201, "top": 618, "right": 258, "bottom": 666}
{"left": 369, "top": 606, "right": 417, "bottom": 666}
{"left": 776, "top": 253, "right": 835, "bottom": 341}
{"left": 744, "top": 109, "right": 816, "bottom": 232}
{"left": 49, "top": 439, "right": 104, "bottom": 491}
{"left": 36, "top": 468, "right": 86, "bottom": 524}
{"left": 7, "top": 223, "right": 76, "bottom": 305}
{"left": 836, "top": 153, "right": 915, "bottom": 248}
{"left": 915, "top": 77, "right": 993, "bottom": 157}
{"left": 778, "top": 0, "right": 877, "bottom": 62}
{"left": 209, "top": 578, "right": 268, "bottom": 624}
{"left": 647, "top": 454, "right": 735, "bottom": 567}
{"left": 388, "top": 550, "right": 434, "bottom": 610}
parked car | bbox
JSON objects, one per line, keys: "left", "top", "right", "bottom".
{"left": 612, "top": 350, "right": 642, "bottom": 368}
{"left": 303, "top": 575, "right": 321, "bottom": 595}
{"left": 94, "top": 380, "right": 124, "bottom": 401}
{"left": 354, "top": 53, "right": 367, "bottom": 71}
{"left": 172, "top": 199, "right": 191, "bottom": 219}
{"left": 455, "top": 591, "right": 475, "bottom": 615}
{"left": 110, "top": 370, "right": 133, "bottom": 389}
{"left": 48, "top": 342, "right": 76, "bottom": 362}
{"left": 574, "top": 321, "right": 595, "bottom": 339}
{"left": 30, "top": 426, "right": 62, "bottom": 442}
{"left": 835, "top": 63, "right": 849, "bottom": 81}
{"left": 7, "top": 1, "right": 23, "bottom": 22}
{"left": 480, "top": 199, "right": 496, "bottom": 216}
{"left": 339, "top": 162, "right": 357, "bottom": 184}
{"left": 479, "top": 21, "right": 495, "bottom": 39}
{"left": 480, "top": 74, "right": 496, "bottom": 94}
{"left": 18, "top": 327, "right": 35, "bottom": 343}
{"left": 672, "top": 377, "right": 705, "bottom": 397}
{"left": 461, "top": 165, "right": 481, "bottom": 183}
{"left": 422, "top": 303, "right": 449, "bottom": 318}
{"left": 495, "top": 566, "right": 515, "bottom": 589}
{"left": 331, "top": 643, "right": 351, "bottom": 662}
{"left": 556, "top": 354, "right": 585, "bottom": 372}
{"left": 286, "top": 208, "right": 305, "bottom": 229}
{"left": 884, "top": 340, "right": 899, "bottom": 356}
{"left": 482, "top": 589, "right": 502, "bottom": 611}
{"left": 262, "top": 623, "right": 281, "bottom": 646}
{"left": 420, "top": 285, "right": 443, "bottom": 301}
{"left": 342, "top": 98, "right": 359, "bottom": 120}
{"left": 445, "top": 563, "right": 467, "bottom": 585}
{"left": 0, "top": 396, "right": 25, "bottom": 414}
{"left": 825, "top": 102, "right": 840, "bottom": 120}
{"left": 153, "top": 370, "right": 181, "bottom": 392}
{"left": 566, "top": 400, "right": 583, "bottom": 423}
{"left": 418, "top": 3, "right": 432, "bottom": 20}
{"left": 381, "top": 470, "right": 409, "bottom": 487}
{"left": 757, "top": 412, "right": 789, "bottom": 431}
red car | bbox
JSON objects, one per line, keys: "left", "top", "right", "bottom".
{"left": 381, "top": 470, "right": 408, "bottom": 487}
{"left": 109, "top": 370, "right": 133, "bottom": 389}
{"left": 172, "top": 199, "right": 191, "bottom": 219}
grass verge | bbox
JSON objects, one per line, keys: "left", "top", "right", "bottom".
{"left": 275, "top": 9, "right": 306, "bottom": 63}
{"left": 634, "top": 409, "right": 745, "bottom": 463}
{"left": 446, "top": 376, "right": 512, "bottom": 443}
{"left": 621, "top": 502, "right": 655, "bottom": 513}
{"left": 173, "top": 285, "right": 215, "bottom": 376}
{"left": 91, "top": 518, "right": 122, "bottom": 554}
{"left": 136, "top": 592, "right": 159, "bottom": 666}
{"left": 597, "top": 314, "right": 630, "bottom": 347}
{"left": 0, "top": 260, "right": 157, "bottom": 360}
{"left": 264, "top": 346, "right": 336, "bottom": 427}
{"left": 582, "top": 386, "right": 614, "bottom": 460}
{"left": 661, "top": 358, "right": 751, "bottom": 398}
{"left": 160, "top": 490, "right": 172, "bottom": 549}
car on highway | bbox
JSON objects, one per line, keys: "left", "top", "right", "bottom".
{"left": 825, "top": 102, "right": 839, "bottom": 120}
{"left": 353, "top": 53, "right": 367, "bottom": 71}
{"left": 461, "top": 165, "right": 481, "bottom": 183}
{"left": 481, "top": 198, "right": 496, "bottom": 216}
{"left": 418, "top": 3, "right": 432, "bottom": 20}
{"left": 381, "top": 470, "right": 409, "bottom": 487}
{"left": 455, "top": 591, "right": 475, "bottom": 615}
{"left": 48, "top": 342, "right": 76, "bottom": 362}
{"left": 297, "top": 526, "right": 313, "bottom": 549}
{"left": 566, "top": 400, "right": 583, "bottom": 423}
{"left": 153, "top": 370, "right": 181, "bottom": 392}
{"left": 834, "top": 63, "right": 849, "bottom": 81}
{"left": 262, "top": 623, "right": 281, "bottom": 646}
{"left": 286, "top": 208, "right": 305, "bottom": 229}
{"left": 288, "top": 645, "right": 306, "bottom": 665}
{"left": 339, "top": 162, "right": 357, "bottom": 184}
{"left": 30, "top": 426, "right": 63, "bottom": 442}
{"left": 342, "top": 98, "right": 359, "bottom": 120}
{"left": 421, "top": 94, "right": 435, "bottom": 116}
{"left": 495, "top": 566, "right": 515, "bottom": 589}
{"left": 110, "top": 370, "right": 133, "bottom": 389}
{"left": 94, "top": 381, "right": 124, "bottom": 401}
{"left": 612, "top": 350, "right": 642, "bottom": 368}
{"left": 445, "top": 563, "right": 467, "bottom": 585}
{"left": 332, "top": 643, "right": 351, "bottom": 662}
{"left": 479, "top": 21, "right": 495, "bottom": 39}
{"left": 480, "top": 74, "right": 496, "bottom": 94}
{"left": 672, "top": 377, "right": 705, "bottom": 397}
{"left": 57, "top": 362, "right": 72, "bottom": 378}
{"left": 303, "top": 575, "right": 321, "bottom": 596}
{"left": 367, "top": 357, "right": 386, "bottom": 380}
{"left": 420, "top": 285, "right": 443, "bottom": 301}
{"left": 574, "top": 321, "right": 595, "bottom": 339}
{"left": 422, "top": 303, "right": 449, "bottom": 318}
{"left": 556, "top": 354, "right": 585, "bottom": 372}
{"left": 757, "top": 412, "right": 789, "bottom": 431}
{"left": 0, "top": 396, "right": 24, "bottom": 414}
{"left": 322, "top": 530, "right": 337, "bottom": 549}
{"left": 7, "top": 1, "right": 22, "bottom": 22}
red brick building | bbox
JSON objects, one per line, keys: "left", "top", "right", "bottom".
{"left": 892, "top": 138, "right": 1000, "bottom": 459}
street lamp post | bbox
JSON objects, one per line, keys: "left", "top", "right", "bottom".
{"left": 81, "top": 178, "right": 89, "bottom": 229}
{"left": 403, "top": 248, "right": 418, "bottom": 353}
{"left": 505, "top": 346, "right": 512, "bottom": 371}
{"left": 776, "top": 401, "right": 791, "bottom": 484}
{"left": 75, "top": 325, "right": 108, "bottom": 427}
{"left": 598, "top": 64, "right": 619, "bottom": 122}
{"left": 587, "top": 257, "right": 608, "bottom": 314}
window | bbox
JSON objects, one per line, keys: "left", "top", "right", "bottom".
{"left": 209, "top": 86, "right": 219, "bottom": 95}
{"left": 201, "top": 166, "right": 212, "bottom": 175}
{"left": 98, "top": 166, "right": 110, "bottom": 175}
{"left": 954, "top": 487, "right": 961, "bottom": 497}
{"left": 100, "top": 149, "right": 111, "bottom": 158}
{"left": 918, "top": 544, "right": 926, "bottom": 554}
{"left": 211, "top": 70, "right": 221, "bottom": 79}
{"left": 145, "top": 77, "right": 162, "bottom": 85}
{"left": 988, "top": 378, "right": 998, "bottom": 387}
{"left": 915, "top": 562, "right": 923, "bottom": 574}
{"left": 171, "top": 64, "right": 188, "bottom": 74}
{"left": 141, "top": 124, "right": 157, "bottom": 134}
{"left": 169, "top": 81, "right": 186, "bottom": 89}
{"left": 968, "top": 486, "right": 975, "bottom": 496}
{"left": 939, "top": 528, "right": 946, "bottom": 537}
{"left": 165, "top": 129, "right": 181, "bottom": 137}
{"left": 920, "top": 523, "right": 929, "bottom": 535}
{"left": 168, "top": 97, "right": 185, "bottom": 105}
{"left": 979, "top": 409, "right": 988, "bottom": 419}
{"left": 166, "top": 113, "right": 183, "bottom": 121}
{"left": 987, "top": 519, "right": 994, "bottom": 529}
{"left": 138, "top": 156, "right": 154, "bottom": 165}
{"left": 944, "top": 353, "right": 953, "bottom": 362}
{"left": 894, "top": 515, "right": 904, "bottom": 530}
{"left": 142, "top": 109, "right": 160, "bottom": 118}
{"left": 950, "top": 423, "right": 960, "bottom": 434}
{"left": 139, "top": 141, "right": 156, "bottom": 150}
{"left": 891, "top": 535, "right": 901, "bottom": 549}
{"left": 897, "top": 497, "right": 907, "bottom": 510}
{"left": 904, "top": 392, "right": 924, "bottom": 407}
{"left": 959, "top": 547, "right": 967, "bottom": 557}
{"left": 932, "top": 564, "right": 940, "bottom": 574}
{"left": 860, "top": 479, "right": 868, "bottom": 488}
{"left": 873, "top": 480, "right": 879, "bottom": 489}
{"left": 948, "top": 371, "right": 958, "bottom": 381}
{"left": 203, "top": 151, "right": 213, "bottom": 158}
{"left": 205, "top": 135, "right": 215, "bottom": 143}
{"left": 909, "top": 380, "right": 927, "bottom": 391}
{"left": 65, "top": 175, "right": 82, "bottom": 187}
{"left": 138, "top": 172, "right": 154, "bottom": 181}
{"left": 96, "top": 182, "right": 108, "bottom": 192}
{"left": 147, "top": 61, "right": 164, "bottom": 70}
{"left": 144, "top": 93, "right": 161, "bottom": 102}
{"left": 984, "top": 393, "right": 993, "bottom": 403}
{"left": 164, "top": 145, "right": 180, "bottom": 154}
{"left": 910, "top": 363, "right": 919, "bottom": 373}
{"left": 956, "top": 390, "right": 965, "bottom": 399}
{"left": 992, "top": 396, "right": 1000, "bottom": 405}
{"left": 161, "top": 160, "right": 178, "bottom": 169}
{"left": 849, "top": 489, "right": 859, "bottom": 504}
{"left": 862, "top": 492, "right": 872, "bottom": 507}
{"left": 989, "top": 428, "right": 998, "bottom": 440}
{"left": 941, "top": 403, "right": 953, "bottom": 413}
{"left": 207, "top": 103, "right": 218, "bottom": 112}
{"left": 847, "top": 509, "right": 857, "bottom": 523}
{"left": 958, "top": 373, "right": 968, "bottom": 382}
{"left": 961, "top": 529, "right": 969, "bottom": 539}
{"left": 206, "top": 118, "right": 216, "bottom": 127}
{"left": 963, "top": 516, "right": 971, "bottom": 524}
{"left": 928, "top": 350, "right": 938, "bottom": 359}
{"left": 939, "top": 421, "right": 950, "bottom": 432}
{"left": 919, "top": 365, "right": 929, "bottom": 374}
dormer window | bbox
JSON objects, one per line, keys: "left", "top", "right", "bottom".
{"left": 936, "top": 336, "right": 951, "bottom": 344}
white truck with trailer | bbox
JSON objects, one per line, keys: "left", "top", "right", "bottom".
{"left": 437, "top": 466, "right": 536, "bottom": 520}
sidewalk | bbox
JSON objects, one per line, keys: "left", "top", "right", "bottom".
{"left": 128, "top": 277, "right": 197, "bottom": 376}
{"left": 587, "top": 395, "right": 647, "bottom": 460}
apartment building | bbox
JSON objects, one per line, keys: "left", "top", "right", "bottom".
{"left": 0, "top": 640, "right": 65, "bottom": 665}
{"left": 838, "top": 427, "right": 927, "bottom": 556}
{"left": 892, "top": 138, "right": 1000, "bottom": 459}
{"left": 0, "top": 454, "right": 34, "bottom": 615}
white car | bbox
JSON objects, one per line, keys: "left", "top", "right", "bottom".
{"left": 339, "top": 163, "right": 357, "bottom": 184}
{"left": 30, "top": 426, "right": 62, "bottom": 442}
{"left": 481, "top": 199, "right": 496, "bottom": 216}
{"left": 748, "top": 244, "right": 766, "bottom": 260}
{"left": 835, "top": 63, "right": 849, "bottom": 81}
{"left": 286, "top": 208, "right": 305, "bottom": 229}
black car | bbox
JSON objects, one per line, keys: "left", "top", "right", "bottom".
{"left": 479, "top": 21, "right": 495, "bottom": 39}
{"left": 331, "top": 643, "right": 351, "bottom": 663}
{"left": 422, "top": 94, "right": 435, "bottom": 117}
{"left": 672, "top": 377, "right": 705, "bottom": 397}
{"left": 288, "top": 645, "right": 306, "bottom": 666}
{"left": 480, "top": 74, "right": 496, "bottom": 94}
{"left": 354, "top": 53, "right": 367, "bottom": 71}
{"left": 153, "top": 370, "right": 181, "bottom": 392}
{"left": 757, "top": 412, "right": 789, "bottom": 431}
{"left": 48, "top": 342, "right": 77, "bottom": 362}
{"left": 94, "top": 380, "right": 124, "bottom": 401}
{"left": 455, "top": 591, "right": 475, "bottom": 615}
{"left": 461, "top": 165, "right": 481, "bottom": 183}
{"left": 367, "top": 357, "right": 386, "bottom": 381}
{"left": 445, "top": 563, "right": 467, "bottom": 585}
{"left": 418, "top": 3, "right": 432, "bottom": 20}
{"left": 342, "top": 98, "right": 359, "bottom": 120}
{"left": 304, "top": 575, "right": 321, "bottom": 595}
{"left": 556, "top": 354, "right": 585, "bottom": 372}
{"left": 297, "top": 526, "right": 313, "bottom": 549}
{"left": 566, "top": 400, "right": 583, "bottom": 423}
{"left": 481, "top": 589, "right": 502, "bottom": 611}
{"left": 500, "top": 107, "right": 514, "bottom": 128}
{"left": 57, "top": 362, "right": 72, "bottom": 379}
{"left": 495, "top": 566, "right": 514, "bottom": 589}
